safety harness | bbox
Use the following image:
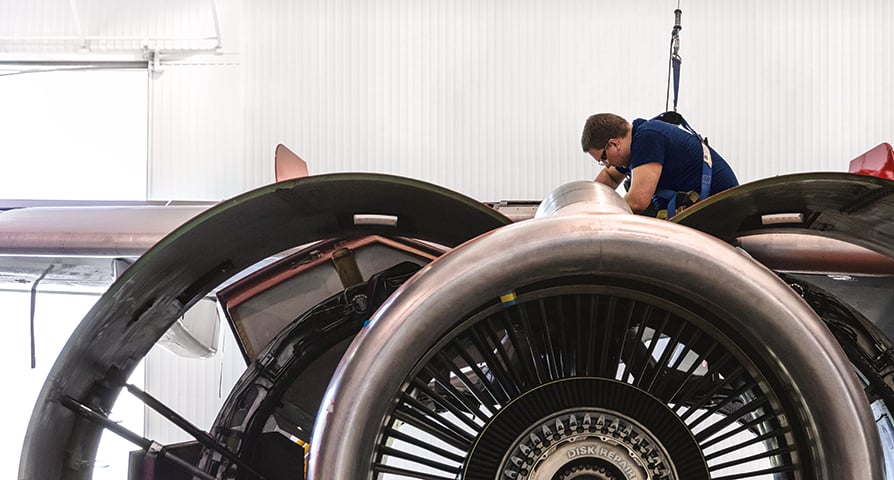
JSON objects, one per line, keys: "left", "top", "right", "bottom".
{"left": 649, "top": 111, "right": 713, "bottom": 218}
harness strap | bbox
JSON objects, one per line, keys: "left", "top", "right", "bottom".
{"left": 653, "top": 148, "right": 711, "bottom": 218}
{"left": 699, "top": 140, "right": 712, "bottom": 199}
{"left": 648, "top": 115, "right": 713, "bottom": 218}
{"left": 671, "top": 47, "right": 681, "bottom": 111}
{"left": 667, "top": 7, "right": 683, "bottom": 112}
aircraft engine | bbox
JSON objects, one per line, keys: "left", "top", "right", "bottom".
{"left": 18, "top": 175, "right": 889, "bottom": 479}
{"left": 308, "top": 182, "right": 882, "bottom": 479}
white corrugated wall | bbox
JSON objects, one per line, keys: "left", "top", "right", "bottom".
{"left": 5, "top": 0, "right": 890, "bottom": 199}
{"left": 0, "top": 0, "right": 222, "bottom": 52}
{"left": 240, "top": 0, "right": 894, "bottom": 201}
{"left": 3, "top": 0, "right": 894, "bottom": 460}
{"left": 243, "top": 0, "right": 669, "bottom": 200}
{"left": 148, "top": 59, "right": 245, "bottom": 200}
{"left": 685, "top": 1, "right": 894, "bottom": 184}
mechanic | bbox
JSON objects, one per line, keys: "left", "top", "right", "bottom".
{"left": 581, "top": 112, "right": 739, "bottom": 217}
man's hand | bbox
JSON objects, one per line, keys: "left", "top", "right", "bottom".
{"left": 594, "top": 166, "right": 626, "bottom": 190}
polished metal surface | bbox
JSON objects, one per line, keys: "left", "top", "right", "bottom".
{"left": 309, "top": 213, "right": 881, "bottom": 479}
{"left": 535, "top": 180, "right": 632, "bottom": 217}
{"left": 0, "top": 202, "right": 214, "bottom": 290}
{"left": 0, "top": 204, "right": 213, "bottom": 256}
{"left": 486, "top": 200, "right": 541, "bottom": 222}
{"left": 738, "top": 232, "right": 894, "bottom": 274}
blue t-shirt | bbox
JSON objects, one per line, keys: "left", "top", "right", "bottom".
{"left": 629, "top": 118, "right": 739, "bottom": 202}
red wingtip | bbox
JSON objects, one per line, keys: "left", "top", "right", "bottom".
{"left": 849, "top": 142, "right": 894, "bottom": 180}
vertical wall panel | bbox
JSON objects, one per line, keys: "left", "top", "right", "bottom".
{"left": 687, "top": 0, "right": 894, "bottom": 184}
{"left": 148, "top": 60, "right": 246, "bottom": 200}
{"left": 5, "top": 0, "right": 893, "bottom": 200}
{"left": 241, "top": 0, "right": 894, "bottom": 201}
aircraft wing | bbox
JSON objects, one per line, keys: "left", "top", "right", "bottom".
{"left": 0, "top": 200, "right": 216, "bottom": 292}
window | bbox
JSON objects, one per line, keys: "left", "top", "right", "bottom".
{"left": 0, "top": 67, "right": 148, "bottom": 200}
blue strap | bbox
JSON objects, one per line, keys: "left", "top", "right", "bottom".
{"left": 677, "top": 116, "right": 698, "bottom": 137}
{"left": 672, "top": 55, "right": 681, "bottom": 111}
{"left": 699, "top": 145, "right": 712, "bottom": 199}
{"left": 652, "top": 154, "right": 711, "bottom": 219}
{"left": 677, "top": 117, "right": 713, "bottom": 201}
{"left": 653, "top": 189, "right": 678, "bottom": 217}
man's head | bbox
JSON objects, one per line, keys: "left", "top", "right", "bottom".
{"left": 581, "top": 113, "right": 629, "bottom": 152}
{"left": 581, "top": 113, "right": 632, "bottom": 168}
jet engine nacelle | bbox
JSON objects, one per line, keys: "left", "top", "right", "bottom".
{"left": 19, "top": 175, "right": 891, "bottom": 480}
{"left": 309, "top": 182, "right": 882, "bottom": 479}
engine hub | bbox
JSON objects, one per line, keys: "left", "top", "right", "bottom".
{"left": 468, "top": 378, "right": 705, "bottom": 480}
{"left": 502, "top": 410, "right": 667, "bottom": 480}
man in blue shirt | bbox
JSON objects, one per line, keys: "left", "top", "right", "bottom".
{"left": 581, "top": 113, "right": 739, "bottom": 216}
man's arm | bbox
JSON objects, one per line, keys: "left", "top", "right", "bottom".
{"left": 624, "top": 162, "right": 662, "bottom": 213}
{"left": 594, "top": 167, "right": 626, "bottom": 189}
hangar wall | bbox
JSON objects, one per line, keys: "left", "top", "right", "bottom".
{"left": 5, "top": 0, "right": 891, "bottom": 201}
{"left": 239, "top": 0, "right": 894, "bottom": 201}
{"left": 143, "top": 0, "right": 894, "bottom": 201}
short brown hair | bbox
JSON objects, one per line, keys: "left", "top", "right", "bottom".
{"left": 581, "top": 113, "right": 630, "bottom": 152}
